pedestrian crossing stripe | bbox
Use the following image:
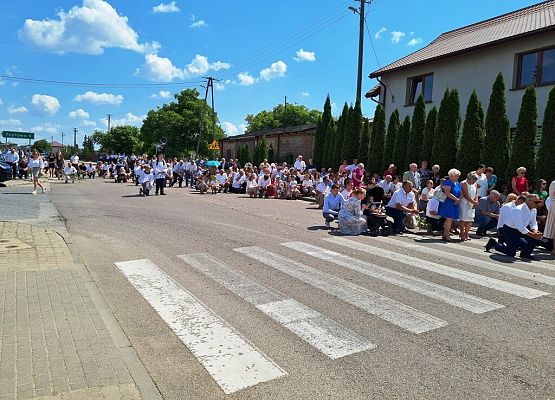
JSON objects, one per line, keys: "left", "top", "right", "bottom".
{"left": 323, "top": 237, "right": 548, "bottom": 299}
{"left": 114, "top": 259, "right": 286, "bottom": 394}
{"left": 235, "top": 246, "right": 448, "bottom": 334}
{"left": 178, "top": 253, "right": 377, "bottom": 359}
{"left": 402, "top": 233, "right": 555, "bottom": 273}
{"left": 281, "top": 241, "right": 504, "bottom": 314}
{"left": 367, "top": 236, "right": 555, "bottom": 286}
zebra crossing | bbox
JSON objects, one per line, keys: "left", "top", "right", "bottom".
{"left": 114, "top": 236, "right": 554, "bottom": 394}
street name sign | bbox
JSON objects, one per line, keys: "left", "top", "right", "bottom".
{"left": 1, "top": 131, "right": 35, "bottom": 140}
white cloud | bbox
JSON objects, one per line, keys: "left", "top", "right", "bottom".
{"left": 138, "top": 53, "right": 231, "bottom": 82}
{"left": 31, "top": 122, "right": 60, "bottom": 134}
{"left": 375, "top": 27, "right": 387, "bottom": 39}
{"left": 74, "top": 91, "right": 123, "bottom": 105}
{"left": 31, "top": 94, "right": 61, "bottom": 114}
{"left": 391, "top": 31, "right": 406, "bottom": 44}
{"left": 159, "top": 91, "right": 171, "bottom": 98}
{"left": 101, "top": 112, "right": 145, "bottom": 128}
{"left": 19, "top": 0, "right": 157, "bottom": 55}
{"left": 214, "top": 82, "right": 225, "bottom": 91}
{"left": 407, "top": 37, "right": 423, "bottom": 46}
{"left": 190, "top": 15, "right": 207, "bottom": 28}
{"left": 0, "top": 119, "right": 22, "bottom": 127}
{"left": 301, "top": 92, "right": 310, "bottom": 97}
{"left": 81, "top": 120, "right": 97, "bottom": 127}
{"left": 222, "top": 122, "right": 245, "bottom": 137}
{"left": 7, "top": 105, "right": 28, "bottom": 114}
{"left": 293, "top": 48, "right": 316, "bottom": 62}
{"left": 238, "top": 72, "right": 255, "bottom": 86}
{"left": 259, "top": 60, "right": 287, "bottom": 81}
{"left": 68, "top": 108, "right": 90, "bottom": 119}
{"left": 0, "top": 97, "right": 2, "bottom": 105}
{"left": 152, "top": 1, "right": 180, "bottom": 13}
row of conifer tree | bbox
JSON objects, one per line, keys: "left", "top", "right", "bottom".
{"left": 312, "top": 73, "right": 555, "bottom": 185}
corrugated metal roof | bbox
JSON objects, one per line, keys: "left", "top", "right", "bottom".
{"left": 370, "top": 1, "right": 555, "bottom": 78}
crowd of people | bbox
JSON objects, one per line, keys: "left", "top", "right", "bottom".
{"left": 5, "top": 146, "right": 554, "bottom": 260}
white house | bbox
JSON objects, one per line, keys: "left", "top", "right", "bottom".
{"left": 368, "top": 1, "right": 555, "bottom": 128}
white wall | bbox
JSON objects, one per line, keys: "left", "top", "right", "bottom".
{"left": 379, "top": 31, "right": 555, "bottom": 128}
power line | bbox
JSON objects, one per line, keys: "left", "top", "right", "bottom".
{"left": 0, "top": 75, "right": 203, "bottom": 88}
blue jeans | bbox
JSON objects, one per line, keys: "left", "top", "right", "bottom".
{"left": 386, "top": 207, "right": 406, "bottom": 232}
{"left": 323, "top": 212, "right": 338, "bottom": 223}
{"left": 475, "top": 215, "right": 498, "bottom": 233}
{"left": 494, "top": 225, "right": 537, "bottom": 257}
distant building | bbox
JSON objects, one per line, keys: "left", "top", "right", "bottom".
{"left": 368, "top": 1, "right": 555, "bottom": 128}
{"left": 220, "top": 124, "right": 317, "bottom": 164}
{"left": 51, "top": 141, "right": 64, "bottom": 153}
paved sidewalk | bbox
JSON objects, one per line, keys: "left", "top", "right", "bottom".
{"left": 0, "top": 221, "right": 160, "bottom": 400}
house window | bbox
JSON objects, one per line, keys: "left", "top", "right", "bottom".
{"left": 407, "top": 74, "right": 433, "bottom": 105}
{"left": 517, "top": 46, "right": 555, "bottom": 88}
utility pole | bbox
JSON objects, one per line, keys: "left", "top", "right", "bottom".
{"left": 350, "top": 0, "right": 371, "bottom": 103}
{"left": 73, "top": 128, "right": 78, "bottom": 152}
{"left": 277, "top": 96, "right": 287, "bottom": 162}
{"left": 195, "top": 77, "right": 220, "bottom": 158}
{"left": 107, "top": 114, "right": 112, "bottom": 133}
{"left": 61, "top": 131, "right": 64, "bottom": 147}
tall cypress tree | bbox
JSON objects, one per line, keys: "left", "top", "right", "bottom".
{"left": 433, "top": 89, "right": 460, "bottom": 170}
{"left": 508, "top": 85, "right": 537, "bottom": 182}
{"left": 383, "top": 109, "right": 400, "bottom": 171}
{"left": 358, "top": 118, "right": 370, "bottom": 166}
{"left": 457, "top": 90, "right": 485, "bottom": 176}
{"left": 432, "top": 89, "right": 451, "bottom": 167}
{"left": 535, "top": 86, "right": 555, "bottom": 183}
{"left": 333, "top": 103, "right": 349, "bottom": 168}
{"left": 407, "top": 94, "right": 426, "bottom": 167}
{"left": 482, "top": 73, "right": 511, "bottom": 184}
{"left": 322, "top": 118, "right": 336, "bottom": 169}
{"left": 343, "top": 101, "right": 362, "bottom": 161}
{"left": 393, "top": 115, "right": 411, "bottom": 171}
{"left": 312, "top": 95, "right": 332, "bottom": 168}
{"left": 368, "top": 104, "right": 386, "bottom": 174}
{"left": 420, "top": 106, "right": 437, "bottom": 163}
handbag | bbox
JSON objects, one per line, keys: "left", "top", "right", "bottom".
{"left": 433, "top": 190, "right": 447, "bottom": 203}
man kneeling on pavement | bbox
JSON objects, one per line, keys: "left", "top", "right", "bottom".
{"left": 322, "top": 184, "right": 343, "bottom": 228}
{"left": 486, "top": 193, "right": 543, "bottom": 260}
{"left": 386, "top": 181, "right": 419, "bottom": 234}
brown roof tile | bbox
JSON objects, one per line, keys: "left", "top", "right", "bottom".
{"left": 370, "top": 1, "right": 555, "bottom": 78}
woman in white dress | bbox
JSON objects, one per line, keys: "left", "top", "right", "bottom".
{"left": 459, "top": 172, "right": 478, "bottom": 241}
{"left": 543, "top": 180, "right": 555, "bottom": 254}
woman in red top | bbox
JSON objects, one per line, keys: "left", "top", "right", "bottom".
{"left": 511, "top": 166, "right": 529, "bottom": 195}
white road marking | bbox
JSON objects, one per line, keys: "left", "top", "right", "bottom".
{"left": 283, "top": 240, "right": 503, "bottom": 314}
{"left": 327, "top": 238, "right": 548, "bottom": 299}
{"left": 368, "top": 236, "right": 555, "bottom": 286}
{"left": 234, "top": 247, "right": 447, "bottom": 334}
{"left": 114, "top": 259, "right": 286, "bottom": 394}
{"left": 403, "top": 233, "right": 555, "bottom": 273}
{"left": 178, "top": 253, "right": 376, "bottom": 359}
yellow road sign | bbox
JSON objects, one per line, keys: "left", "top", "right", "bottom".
{"left": 208, "top": 140, "right": 220, "bottom": 150}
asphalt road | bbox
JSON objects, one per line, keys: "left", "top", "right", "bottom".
{"left": 45, "top": 178, "right": 555, "bottom": 400}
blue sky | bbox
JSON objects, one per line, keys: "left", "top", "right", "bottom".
{"left": 0, "top": 0, "right": 541, "bottom": 145}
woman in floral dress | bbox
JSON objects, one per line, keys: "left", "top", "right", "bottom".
{"left": 339, "top": 188, "right": 367, "bottom": 235}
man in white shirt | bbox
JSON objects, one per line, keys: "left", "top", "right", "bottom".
{"left": 257, "top": 173, "right": 272, "bottom": 198}
{"left": 185, "top": 160, "right": 197, "bottom": 187}
{"left": 172, "top": 160, "right": 185, "bottom": 187}
{"left": 230, "top": 170, "right": 246, "bottom": 193}
{"left": 385, "top": 181, "right": 419, "bottom": 234}
{"left": 345, "top": 159, "right": 358, "bottom": 179}
{"left": 379, "top": 175, "right": 395, "bottom": 202}
{"left": 293, "top": 155, "right": 306, "bottom": 173}
{"left": 486, "top": 194, "right": 542, "bottom": 259}
{"left": 63, "top": 162, "right": 77, "bottom": 183}
{"left": 496, "top": 194, "right": 525, "bottom": 243}
{"left": 138, "top": 165, "right": 154, "bottom": 196}
{"left": 315, "top": 176, "right": 331, "bottom": 209}
{"left": 5, "top": 148, "right": 20, "bottom": 179}
{"left": 425, "top": 197, "right": 444, "bottom": 232}
{"left": 70, "top": 153, "right": 79, "bottom": 169}
{"left": 216, "top": 170, "right": 229, "bottom": 193}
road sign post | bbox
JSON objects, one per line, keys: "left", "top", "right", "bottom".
{"left": 208, "top": 140, "right": 220, "bottom": 160}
